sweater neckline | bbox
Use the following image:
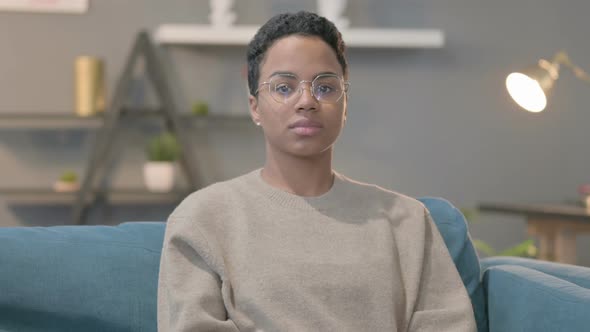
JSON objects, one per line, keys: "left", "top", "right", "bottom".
{"left": 244, "top": 168, "right": 346, "bottom": 211}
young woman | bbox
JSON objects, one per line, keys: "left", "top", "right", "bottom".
{"left": 158, "top": 11, "right": 476, "bottom": 332}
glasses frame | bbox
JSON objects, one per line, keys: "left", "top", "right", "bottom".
{"left": 255, "top": 73, "right": 350, "bottom": 104}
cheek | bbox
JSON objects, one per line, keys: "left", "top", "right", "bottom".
{"left": 259, "top": 98, "right": 288, "bottom": 119}
{"left": 258, "top": 101, "right": 290, "bottom": 131}
{"left": 330, "top": 104, "right": 347, "bottom": 123}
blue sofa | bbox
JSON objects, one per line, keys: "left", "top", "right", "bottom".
{"left": 1, "top": 197, "right": 589, "bottom": 332}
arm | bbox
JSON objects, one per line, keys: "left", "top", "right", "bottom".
{"left": 157, "top": 217, "right": 239, "bottom": 332}
{"left": 408, "top": 212, "right": 476, "bottom": 332}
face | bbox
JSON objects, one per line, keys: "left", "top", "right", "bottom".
{"left": 249, "top": 35, "right": 347, "bottom": 160}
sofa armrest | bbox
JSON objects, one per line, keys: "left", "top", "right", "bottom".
{"left": 481, "top": 256, "right": 590, "bottom": 289}
{"left": 484, "top": 265, "right": 590, "bottom": 332}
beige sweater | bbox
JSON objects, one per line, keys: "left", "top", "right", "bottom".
{"left": 157, "top": 169, "right": 476, "bottom": 331}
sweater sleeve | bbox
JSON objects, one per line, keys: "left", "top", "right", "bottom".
{"left": 407, "top": 211, "right": 476, "bottom": 332}
{"left": 157, "top": 216, "right": 239, "bottom": 332}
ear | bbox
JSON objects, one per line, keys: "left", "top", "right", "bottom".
{"left": 249, "top": 94, "right": 261, "bottom": 126}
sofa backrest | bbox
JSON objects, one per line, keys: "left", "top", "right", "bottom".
{"left": 418, "top": 197, "right": 487, "bottom": 332}
{"left": 0, "top": 222, "right": 165, "bottom": 332}
{"left": 0, "top": 197, "right": 485, "bottom": 332}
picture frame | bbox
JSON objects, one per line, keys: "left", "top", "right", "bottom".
{"left": 0, "top": 0, "right": 88, "bottom": 14}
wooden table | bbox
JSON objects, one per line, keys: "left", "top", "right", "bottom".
{"left": 478, "top": 202, "right": 590, "bottom": 264}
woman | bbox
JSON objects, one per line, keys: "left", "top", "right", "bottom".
{"left": 158, "top": 11, "right": 476, "bottom": 332}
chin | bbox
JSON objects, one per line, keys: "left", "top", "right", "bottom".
{"left": 287, "top": 144, "right": 333, "bottom": 159}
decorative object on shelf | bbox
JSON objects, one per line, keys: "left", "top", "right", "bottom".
{"left": 144, "top": 132, "right": 181, "bottom": 193}
{"left": 209, "top": 0, "right": 236, "bottom": 28}
{"left": 53, "top": 170, "right": 80, "bottom": 192}
{"left": 191, "top": 100, "right": 209, "bottom": 116}
{"left": 0, "top": 0, "right": 88, "bottom": 13}
{"left": 317, "top": 0, "right": 349, "bottom": 30}
{"left": 506, "top": 51, "right": 590, "bottom": 113}
{"left": 74, "top": 56, "right": 106, "bottom": 117}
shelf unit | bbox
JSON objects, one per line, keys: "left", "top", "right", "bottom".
{"left": 154, "top": 24, "right": 445, "bottom": 48}
{"left": 0, "top": 188, "right": 187, "bottom": 205}
{"left": 0, "top": 31, "right": 245, "bottom": 225}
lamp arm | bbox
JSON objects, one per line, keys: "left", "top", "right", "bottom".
{"left": 553, "top": 51, "right": 590, "bottom": 84}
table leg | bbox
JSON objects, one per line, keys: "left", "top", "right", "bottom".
{"left": 527, "top": 220, "right": 556, "bottom": 261}
{"left": 554, "top": 228, "right": 577, "bottom": 264}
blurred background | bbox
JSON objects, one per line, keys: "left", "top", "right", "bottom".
{"left": 1, "top": 0, "right": 589, "bottom": 266}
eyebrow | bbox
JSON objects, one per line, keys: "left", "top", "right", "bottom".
{"left": 267, "top": 71, "right": 340, "bottom": 79}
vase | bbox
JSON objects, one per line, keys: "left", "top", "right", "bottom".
{"left": 143, "top": 162, "right": 175, "bottom": 192}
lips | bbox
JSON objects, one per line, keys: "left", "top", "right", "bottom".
{"left": 289, "top": 119, "right": 323, "bottom": 136}
{"left": 288, "top": 119, "right": 323, "bottom": 129}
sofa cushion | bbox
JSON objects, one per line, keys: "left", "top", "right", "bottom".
{"left": 419, "top": 197, "right": 487, "bottom": 332}
{"left": 0, "top": 222, "right": 165, "bottom": 332}
{"left": 484, "top": 265, "right": 590, "bottom": 332}
{"left": 482, "top": 256, "right": 590, "bottom": 289}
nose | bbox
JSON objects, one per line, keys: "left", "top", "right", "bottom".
{"left": 294, "top": 82, "right": 318, "bottom": 111}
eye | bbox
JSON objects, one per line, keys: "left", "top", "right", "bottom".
{"left": 275, "top": 83, "right": 293, "bottom": 96}
{"left": 313, "top": 76, "right": 342, "bottom": 98}
{"left": 315, "top": 84, "right": 334, "bottom": 95}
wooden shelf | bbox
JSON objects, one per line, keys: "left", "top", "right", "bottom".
{"left": 0, "top": 188, "right": 188, "bottom": 205}
{"left": 0, "top": 113, "right": 103, "bottom": 129}
{"left": 0, "top": 111, "right": 251, "bottom": 129}
{"left": 153, "top": 24, "right": 445, "bottom": 48}
{"left": 478, "top": 202, "right": 590, "bottom": 220}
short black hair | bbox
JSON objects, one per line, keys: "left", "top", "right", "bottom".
{"left": 246, "top": 11, "right": 348, "bottom": 96}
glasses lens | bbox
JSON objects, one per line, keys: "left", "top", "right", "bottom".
{"left": 269, "top": 75, "right": 299, "bottom": 104}
{"left": 313, "top": 76, "right": 344, "bottom": 103}
{"left": 266, "top": 75, "right": 346, "bottom": 104}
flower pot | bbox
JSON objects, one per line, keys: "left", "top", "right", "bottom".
{"left": 143, "top": 161, "right": 175, "bottom": 192}
{"left": 53, "top": 181, "right": 80, "bottom": 193}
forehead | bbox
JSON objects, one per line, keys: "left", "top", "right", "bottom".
{"left": 259, "top": 35, "right": 343, "bottom": 79}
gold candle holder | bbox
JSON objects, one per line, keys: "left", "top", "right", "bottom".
{"left": 74, "top": 56, "right": 105, "bottom": 117}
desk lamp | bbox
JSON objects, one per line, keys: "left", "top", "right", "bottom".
{"left": 505, "top": 51, "right": 590, "bottom": 112}
{"left": 506, "top": 51, "right": 590, "bottom": 208}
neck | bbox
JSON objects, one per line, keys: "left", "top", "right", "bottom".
{"left": 261, "top": 149, "right": 334, "bottom": 197}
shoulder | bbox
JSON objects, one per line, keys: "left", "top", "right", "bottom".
{"left": 162, "top": 172, "right": 254, "bottom": 266}
{"left": 336, "top": 172, "right": 427, "bottom": 217}
{"left": 166, "top": 171, "right": 254, "bottom": 227}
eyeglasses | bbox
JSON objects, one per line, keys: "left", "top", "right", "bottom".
{"left": 255, "top": 74, "right": 350, "bottom": 104}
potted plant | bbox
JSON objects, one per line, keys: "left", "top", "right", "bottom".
{"left": 143, "top": 132, "right": 181, "bottom": 192}
{"left": 53, "top": 170, "right": 80, "bottom": 192}
{"left": 461, "top": 208, "right": 538, "bottom": 258}
{"left": 191, "top": 100, "right": 209, "bottom": 116}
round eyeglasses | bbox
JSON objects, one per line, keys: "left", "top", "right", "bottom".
{"left": 255, "top": 74, "right": 350, "bottom": 104}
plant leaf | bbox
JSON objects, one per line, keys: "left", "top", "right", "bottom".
{"left": 459, "top": 207, "right": 479, "bottom": 224}
{"left": 499, "top": 239, "right": 537, "bottom": 258}
{"left": 473, "top": 239, "right": 496, "bottom": 257}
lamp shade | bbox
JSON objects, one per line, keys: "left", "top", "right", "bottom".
{"left": 505, "top": 59, "right": 559, "bottom": 113}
